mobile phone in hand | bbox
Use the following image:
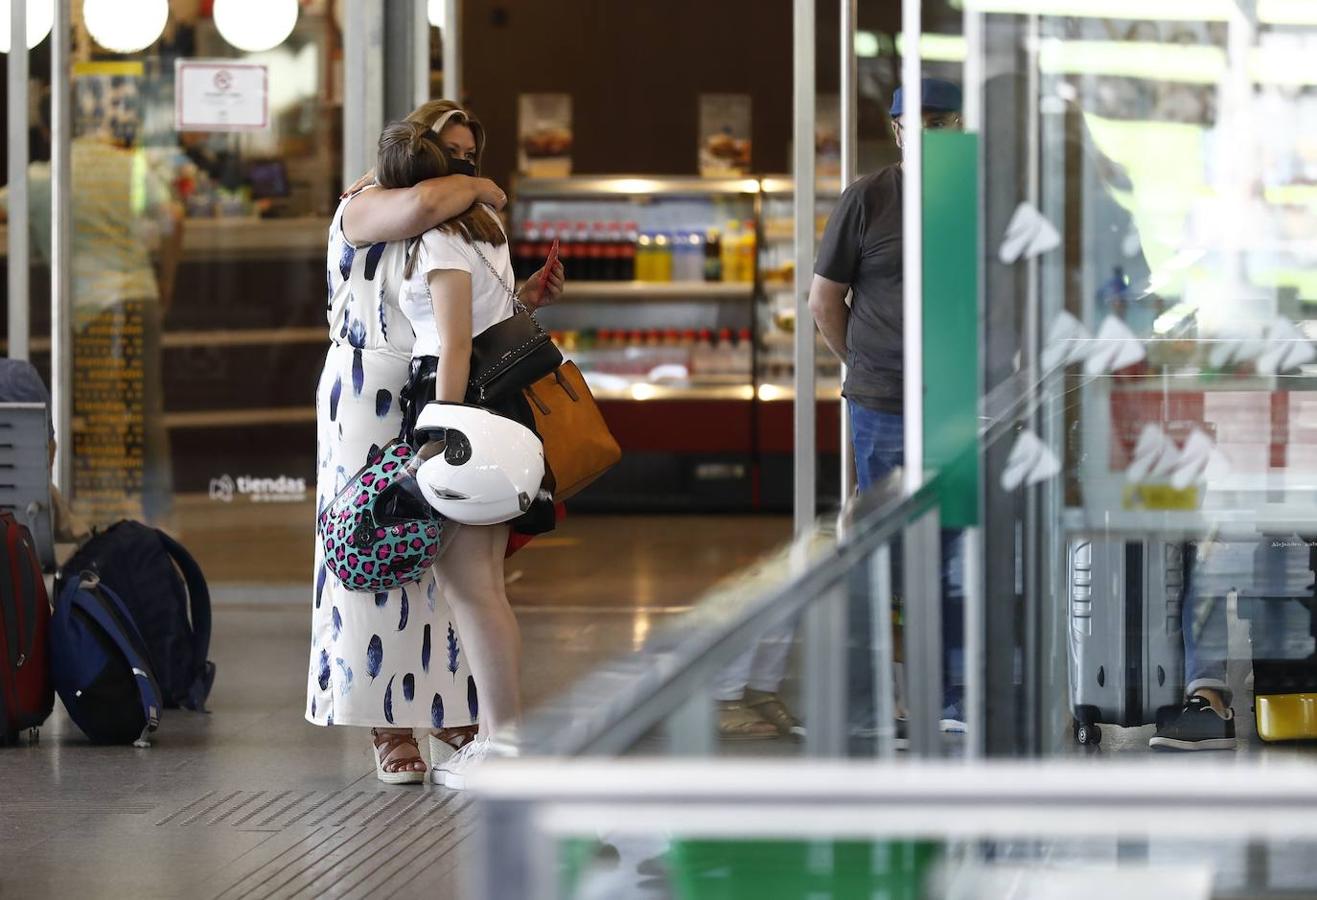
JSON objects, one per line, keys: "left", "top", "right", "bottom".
{"left": 541, "top": 238, "right": 560, "bottom": 292}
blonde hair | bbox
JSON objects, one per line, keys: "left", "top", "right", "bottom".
{"left": 375, "top": 103, "right": 505, "bottom": 276}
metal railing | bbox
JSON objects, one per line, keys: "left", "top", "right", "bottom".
{"left": 471, "top": 757, "right": 1317, "bottom": 899}
{"left": 511, "top": 468, "right": 950, "bottom": 760}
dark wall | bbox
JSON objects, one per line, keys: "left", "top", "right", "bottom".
{"left": 459, "top": 0, "right": 900, "bottom": 185}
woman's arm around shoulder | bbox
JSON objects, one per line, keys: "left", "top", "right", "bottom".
{"left": 341, "top": 175, "right": 508, "bottom": 246}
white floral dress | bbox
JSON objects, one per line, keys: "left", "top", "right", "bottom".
{"left": 305, "top": 193, "right": 476, "bottom": 729}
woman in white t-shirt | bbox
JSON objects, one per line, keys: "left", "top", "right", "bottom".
{"left": 375, "top": 113, "right": 562, "bottom": 785}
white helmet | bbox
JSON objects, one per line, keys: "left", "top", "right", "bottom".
{"left": 413, "top": 403, "right": 545, "bottom": 526}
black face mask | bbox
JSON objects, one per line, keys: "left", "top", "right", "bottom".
{"left": 445, "top": 156, "right": 477, "bottom": 177}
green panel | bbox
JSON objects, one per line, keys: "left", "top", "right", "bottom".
{"left": 922, "top": 131, "right": 981, "bottom": 528}
{"left": 559, "top": 838, "right": 942, "bottom": 899}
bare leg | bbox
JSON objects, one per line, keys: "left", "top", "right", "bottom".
{"left": 434, "top": 523, "right": 521, "bottom": 736}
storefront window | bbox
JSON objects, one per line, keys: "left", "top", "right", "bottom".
{"left": 3, "top": 1, "right": 346, "bottom": 581}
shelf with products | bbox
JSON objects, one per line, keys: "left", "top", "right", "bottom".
{"left": 510, "top": 175, "right": 843, "bottom": 511}
{"left": 551, "top": 325, "right": 756, "bottom": 397}
{"left": 519, "top": 281, "right": 754, "bottom": 301}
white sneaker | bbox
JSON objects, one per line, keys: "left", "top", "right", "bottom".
{"left": 434, "top": 737, "right": 493, "bottom": 790}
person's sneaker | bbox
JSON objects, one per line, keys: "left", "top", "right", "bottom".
{"left": 1149, "top": 696, "right": 1237, "bottom": 751}
{"left": 939, "top": 698, "right": 967, "bottom": 734}
{"left": 433, "top": 737, "right": 516, "bottom": 789}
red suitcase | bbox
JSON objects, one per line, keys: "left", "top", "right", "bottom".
{"left": 0, "top": 511, "right": 53, "bottom": 743}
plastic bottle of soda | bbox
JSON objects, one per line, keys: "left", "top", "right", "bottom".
{"left": 571, "top": 221, "right": 592, "bottom": 281}
{"left": 653, "top": 233, "right": 673, "bottom": 282}
{"left": 736, "top": 220, "right": 757, "bottom": 283}
{"left": 602, "top": 221, "right": 624, "bottom": 281}
{"left": 715, "top": 327, "right": 735, "bottom": 376}
{"left": 621, "top": 221, "right": 639, "bottom": 281}
{"left": 636, "top": 231, "right": 654, "bottom": 281}
{"left": 704, "top": 227, "right": 722, "bottom": 282}
{"left": 720, "top": 221, "right": 740, "bottom": 283}
{"left": 735, "top": 327, "right": 754, "bottom": 376}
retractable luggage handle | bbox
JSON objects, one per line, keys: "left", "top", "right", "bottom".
{"left": 68, "top": 576, "right": 162, "bottom": 747}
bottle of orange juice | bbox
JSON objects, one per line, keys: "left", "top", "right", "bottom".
{"left": 735, "top": 219, "right": 757, "bottom": 282}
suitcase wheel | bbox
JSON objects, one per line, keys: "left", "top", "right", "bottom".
{"left": 1074, "top": 721, "right": 1102, "bottom": 747}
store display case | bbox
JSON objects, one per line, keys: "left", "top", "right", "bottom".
{"left": 511, "top": 175, "right": 843, "bottom": 511}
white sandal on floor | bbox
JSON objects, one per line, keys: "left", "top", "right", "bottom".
{"left": 371, "top": 729, "right": 426, "bottom": 785}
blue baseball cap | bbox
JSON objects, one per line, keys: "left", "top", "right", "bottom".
{"left": 890, "top": 78, "right": 963, "bottom": 117}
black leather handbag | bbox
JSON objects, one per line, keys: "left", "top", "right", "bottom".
{"left": 465, "top": 245, "right": 563, "bottom": 404}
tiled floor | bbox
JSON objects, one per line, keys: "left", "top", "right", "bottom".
{"left": 0, "top": 513, "right": 792, "bottom": 900}
{"left": 7, "top": 510, "right": 1317, "bottom": 898}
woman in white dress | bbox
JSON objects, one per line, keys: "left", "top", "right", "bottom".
{"left": 376, "top": 110, "right": 562, "bottom": 787}
{"left": 306, "top": 100, "right": 562, "bottom": 783}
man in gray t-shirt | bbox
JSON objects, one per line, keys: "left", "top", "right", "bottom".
{"left": 809, "top": 78, "right": 964, "bottom": 733}
{"left": 809, "top": 76, "right": 962, "bottom": 490}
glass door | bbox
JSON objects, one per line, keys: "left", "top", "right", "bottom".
{"left": 3, "top": 0, "right": 354, "bottom": 584}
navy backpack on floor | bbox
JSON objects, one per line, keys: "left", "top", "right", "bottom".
{"left": 50, "top": 574, "right": 162, "bottom": 745}
{"left": 58, "top": 521, "right": 215, "bottom": 711}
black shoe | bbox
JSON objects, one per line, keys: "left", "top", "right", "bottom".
{"left": 1149, "top": 697, "right": 1237, "bottom": 751}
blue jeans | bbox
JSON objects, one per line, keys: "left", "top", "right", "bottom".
{"left": 848, "top": 402, "right": 964, "bottom": 717}
{"left": 1185, "top": 538, "right": 1316, "bottom": 707}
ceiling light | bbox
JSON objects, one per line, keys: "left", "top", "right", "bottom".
{"left": 0, "top": 0, "right": 53, "bottom": 53}
{"left": 428, "top": 0, "right": 447, "bottom": 27}
{"left": 84, "top": 0, "right": 167, "bottom": 54}
{"left": 855, "top": 31, "right": 880, "bottom": 58}
{"left": 213, "top": 0, "right": 298, "bottom": 53}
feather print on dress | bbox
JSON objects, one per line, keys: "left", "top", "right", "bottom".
{"left": 376, "top": 388, "right": 392, "bottom": 418}
{"left": 447, "top": 623, "right": 459, "bottom": 677}
{"left": 317, "top": 649, "right": 330, "bottom": 690}
{"left": 314, "top": 566, "right": 326, "bottom": 609}
{"left": 374, "top": 591, "right": 388, "bottom": 608}
{"left": 467, "top": 675, "right": 478, "bottom": 721}
{"left": 431, "top": 693, "right": 444, "bottom": 729}
{"left": 398, "top": 587, "right": 409, "bottom": 631}
{"left": 364, "top": 242, "right": 386, "bottom": 280}
{"left": 378, "top": 287, "right": 388, "bottom": 339}
{"left": 329, "top": 374, "right": 342, "bottom": 422}
{"left": 338, "top": 241, "right": 355, "bottom": 280}
{"left": 347, "top": 319, "right": 367, "bottom": 396}
{"left": 366, "top": 634, "right": 384, "bottom": 680}
{"left": 383, "top": 675, "right": 395, "bottom": 724}
{"left": 426, "top": 580, "right": 437, "bottom": 613}
{"left": 336, "top": 658, "right": 354, "bottom": 695}
{"left": 421, "top": 624, "right": 431, "bottom": 672}
{"left": 331, "top": 605, "right": 342, "bottom": 641}
{"left": 402, "top": 673, "right": 415, "bottom": 702}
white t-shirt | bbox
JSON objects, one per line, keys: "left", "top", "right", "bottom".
{"left": 400, "top": 210, "right": 516, "bottom": 359}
